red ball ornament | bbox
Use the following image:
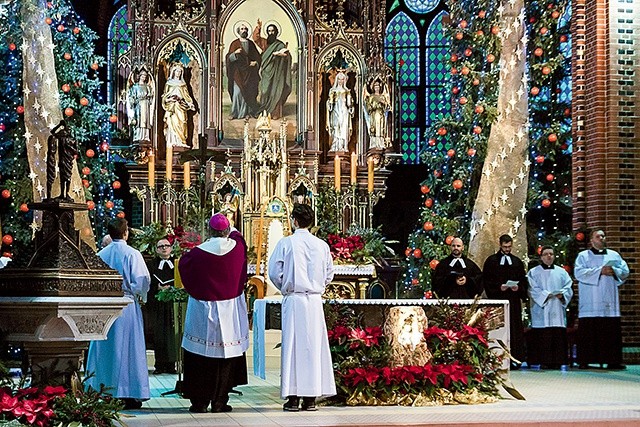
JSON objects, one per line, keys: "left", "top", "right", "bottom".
{"left": 486, "top": 54, "right": 496, "bottom": 63}
{"left": 540, "top": 27, "right": 548, "bottom": 35}
{"left": 564, "top": 108, "right": 571, "bottom": 117}
{"left": 491, "top": 26, "right": 500, "bottom": 35}
{"left": 86, "top": 149, "right": 95, "bottom": 158}
{"left": 87, "top": 200, "right": 95, "bottom": 210}
{"left": 73, "top": 27, "right": 80, "bottom": 34}
{"left": 452, "top": 179, "right": 463, "bottom": 190}
{"left": 82, "top": 179, "right": 89, "bottom": 188}
{"left": 109, "top": 115, "right": 118, "bottom": 123}
{"left": 537, "top": 246, "right": 543, "bottom": 255}
{"left": 405, "top": 248, "right": 412, "bottom": 257}
{"left": 530, "top": 86, "right": 540, "bottom": 96}
{"left": 420, "top": 184, "right": 430, "bottom": 194}
{"left": 424, "top": 198, "right": 433, "bottom": 208}
{"left": 450, "top": 54, "right": 458, "bottom": 62}
{"left": 91, "top": 63, "right": 99, "bottom": 70}
{"left": 116, "top": 211, "right": 125, "bottom": 218}
{"left": 16, "top": 105, "right": 24, "bottom": 114}
{"left": 8, "top": 43, "right": 16, "bottom": 51}
{"left": 428, "top": 139, "right": 436, "bottom": 147}
{"left": 542, "top": 66, "right": 551, "bottom": 75}
{"left": 423, "top": 221, "right": 434, "bottom": 231}
{"left": 541, "top": 199, "right": 551, "bottom": 208}
{"left": 476, "top": 30, "right": 484, "bottom": 37}
{"left": 478, "top": 10, "right": 486, "bottom": 18}
{"left": 459, "top": 97, "right": 468, "bottom": 105}
{"left": 105, "top": 201, "right": 114, "bottom": 209}
{"left": 474, "top": 104, "right": 484, "bottom": 114}
{"left": 552, "top": 10, "right": 560, "bottom": 19}
{"left": 455, "top": 32, "right": 464, "bottom": 40}
{"left": 112, "top": 180, "right": 121, "bottom": 189}
{"left": 2, "top": 234, "right": 13, "bottom": 245}
{"left": 452, "top": 87, "right": 460, "bottom": 95}
{"left": 61, "top": 84, "right": 70, "bottom": 93}
{"left": 413, "top": 248, "right": 423, "bottom": 259}
{"left": 473, "top": 125, "right": 482, "bottom": 134}
{"left": 45, "top": 17, "right": 52, "bottom": 25}
{"left": 447, "top": 149, "right": 456, "bottom": 157}
{"left": 63, "top": 52, "right": 71, "bottom": 60}
{"left": 575, "top": 232, "right": 585, "bottom": 241}
{"left": 424, "top": 290, "right": 433, "bottom": 299}
{"left": 57, "top": 24, "right": 65, "bottom": 32}
{"left": 459, "top": 20, "right": 468, "bottom": 28}
{"left": 46, "top": 2, "right": 52, "bottom": 7}
{"left": 534, "top": 47, "right": 544, "bottom": 57}
{"left": 1, "top": 189, "right": 10, "bottom": 198}
{"left": 437, "top": 127, "right": 447, "bottom": 136}
{"left": 429, "top": 259, "right": 440, "bottom": 270}
{"left": 81, "top": 167, "right": 91, "bottom": 175}
{"left": 561, "top": 143, "right": 568, "bottom": 150}
{"left": 80, "top": 97, "right": 89, "bottom": 106}
{"left": 445, "top": 235, "right": 455, "bottom": 245}
{"left": 100, "top": 142, "right": 109, "bottom": 152}
{"left": 0, "top": 124, "right": 5, "bottom": 132}
{"left": 411, "top": 278, "right": 420, "bottom": 286}
{"left": 560, "top": 35, "right": 568, "bottom": 43}
{"left": 535, "top": 155, "right": 545, "bottom": 164}
{"left": 434, "top": 170, "right": 442, "bottom": 178}
{"left": 64, "top": 107, "right": 74, "bottom": 117}
{"left": 472, "top": 78, "right": 480, "bottom": 86}
{"left": 546, "top": 174, "right": 555, "bottom": 182}
{"left": 464, "top": 48, "right": 473, "bottom": 57}
{"left": 461, "top": 66, "right": 470, "bottom": 75}
{"left": 548, "top": 133, "right": 558, "bottom": 143}
{"left": 467, "top": 147, "right": 477, "bottom": 156}
{"left": 451, "top": 67, "right": 458, "bottom": 75}
{"left": 19, "top": 203, "right": 29, "bottom": 213}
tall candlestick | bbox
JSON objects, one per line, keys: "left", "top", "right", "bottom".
{"left": 334, "top": 154, "right": 341, "bottom": 191}
{"left": 183, "top": 161, "right": 191, "bottom": 189}
{"left": 367, "top": 157, "right": 374, "bottom": 193}
{"left": 165, "top": 145, "right": 173, "bottom": 181}
{"left": 148, "top": 150, "right": 155, "bottom": 187}
{"left": 350, "top": 152, "right": 357, "bottom": 185}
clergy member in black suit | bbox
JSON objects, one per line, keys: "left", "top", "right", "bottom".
{"left": 146, "top": 237, "right": 178, "bottom": 374}
{"left": 482, "top": 234, "right": 528, "bottom": 369}
{"left": 432, "top": 237, "right": 483, "bottom": 299}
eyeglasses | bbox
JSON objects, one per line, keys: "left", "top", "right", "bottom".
{"left": 157, "top": 244, "right": 171, "bottom": 249}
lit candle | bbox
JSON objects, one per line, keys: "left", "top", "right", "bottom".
{"left": 148, "top": 149, "right": 155, "bottom": 188}
{"left": 334, "top": 154, "right": 341, "bottom": 191}
{"left": 183, "top": 161, "right": 191, "bottom": 189}
{"left": 367, "top": 157, "right": 374, "bottom": 193}
{"left": 350, "top": 152, "right": 357, "bottom": 185}
{"left": 165, "top": 145, "right": 173, "bottom": 181}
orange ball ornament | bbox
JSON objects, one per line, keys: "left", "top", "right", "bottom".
{"left": 473, "top": 126, "right": 482, "bottom": 134}
{"left": 61, "top": 84, "right": 70, "bottom": 92}
{"left": 474, "top": 104, "right": 484, "bottom": 114}
{"left": 540, "top": 27, "right": 548, "bottom": 35}
{"left": 428, "top": 138, "right": 436, "bottom": 146}
{"left": 405, "top": 248, "right": 412, "bottom": 257}
{"left": 1, "top": 189, "right": 10, "bottom": 198}
{"left": 476, "top": 30, "right": 484, "bottom": 36}
{"left": 57, "top": 24, "right": 65, "bottom": 32}
{"left": 548, "top": 133, "right": 558, "bottom": 143}
{"left": 116, "top": 211, "right": 125, "bottom": 218}
{"left": 464, "top": 48, "right": 473, "bottom": 57}
{"left": 80, "top": 97, "right": 89, "bottom": 106}
{"left": 420, "top": 184, "right": 430, "bottom": 194}
{"left": 429, "top": 259, "right": 440, "bottom": 270}
{"left": 491, "top": 26, "right": 500, "bottom": 35}
{"left": 105, "top": 201, "right": 114, "bottom": 209}
{"left": 45, "top": 17, "right": 52, "bottom": 25}
{"left": 576, "top": 232, "right": 585, "bottom": 241}
{"left": 445, "top": 235, "right": 454, "bottom": 245}
{"left": 63, "top": 52, "right": 71, "bottom": 60}
{"left": 461, "top": 66, "right": 470, "bottom": 75}
{"left": 536, "top": 155, "right": 545, "bottom": 164}
{"left": 423, "top": 221, "right": 434, "bottom": 231}
{"left": 455, "top": 32, "right": 464, "bottom": 40}
{"left": 8, "top": 43, "right": 16, "bottom": 51}
{"left": 64, "top": 107, "right": 74, "bottom": 117}
{"left": 542, "top": 66, "right": 551, "bottom": 75}
{"left": 91, "top": 63, "right": 99, "bottom": 70}
{"left": 109, "top": 115, "right": 118, "bottom": 123}
{"left": 437, "top": 127, "right": 447, "bottom": 136}
{"left": 467, "top": 147, "right": 477, "bottom": 156}
{"left": 534, "top": 47, "right": 544, "bottom": 57}
{"left": 486, "top": 54, "right": 496, "bottom": 63}
{"left": 424, "top": 198, "right": 433, "bottom": 208}
{"left": 541, "top": 199, "right": 551, "bottom": 208}
{"left": 73, "top": 27, "right": 80, "bottom": 34}
{"left": 82, "top": 167, "right": 91, "bottom": 175}
{"left": 413, "top": 248, "right": 423, "bottom": 259}
{"left": 459, "top": 97, "right": 467, "bottom": 105}
{"left": 459, "top": 20, "right": 468, "bottom": 28}
{"left": 530, "top": 86, "right": 540, "bottom": 96}
{"left": 87, "top": 201, "right": 95, "bottom": 210}
{"left": 546, "top": 174, "right": 555, "bottom": 182}
{"left": 100, "top": 142, "right": 109, "bottom": 152}
{"left": 472, "top": 78, "right": 480, "bottom": 86}
{"left": 19, "top": 203, "right": 29, "bottom": 213}
{"left": 452, "top": 179, "right": 463, "bottom": 190}
{"left": 447, "top": 149, "right": 456, "bottom": 157}
{"left": 450, "top": 54, "right": 458, "bottom": 62}
{"left": 478, "top": 10, "right": 486, "bottom": 18}
{"left": 2, "top": 234, "right": 13, "bottom": 245}
{"left": 86, "top": 149, "right": 95, "bottom": 158}
{"left": 411, "top": 278, "right": 420, "bottom": 286}
{"left": 82, "top": 179, "right": 89, "bottom": 188}
{"left": 112, "top": 180, "right": 121, "bottom": 189}
{"left": 16, "top": 105, "right": 24, "bottom": 114}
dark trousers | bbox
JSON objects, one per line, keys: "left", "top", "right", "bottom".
{"left": 182, "top": 349, "right": 247, "bottom": 405}
{"left": 577, "top": 317, "right": 622, "bottom": 365}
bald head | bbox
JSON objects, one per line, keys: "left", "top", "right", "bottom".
{"left": 450, "top": 238, "right": 464, "bottom": 258}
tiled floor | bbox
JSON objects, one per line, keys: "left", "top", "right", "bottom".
{"left": 120, "top": 366, "right": 640, "bottom": 426}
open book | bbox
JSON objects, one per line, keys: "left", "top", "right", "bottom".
{"left": 604, "top": 259, "right": 618, "bottom": 267}
{"left": 504, "top": 280, "right": 519, "bottom": 288}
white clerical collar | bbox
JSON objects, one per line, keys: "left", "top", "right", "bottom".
{"left": 449, "top": 257, "right": 466, "bottom": 268}
{"left": 500, "top": 254, "right": 512, "bottom": 265}
{"left": 158, "top": 259, "right": 174, "bottom": 270}
{"left": 199, "top": 236, "right": 237, "bottom": 255}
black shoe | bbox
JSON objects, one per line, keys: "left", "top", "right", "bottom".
{"left": 283, "top": 396, "right": 299, "bottom": 412}
{"left": 211, "top": 404, "right": 232, "bottom": 413}
{"left": 122, "top": 398, "right": 143, "bottom": 410}
{"left": 301, "top": 397, "right": 317, "bottom": 411}
{"left": 188, "top": 405, "right": 208, "bottom": 413}
{"left": 153, "top": 369, "right": 164, "bottom": 375}
{"left": 607, "top": 364, "right": 626, "bottom": 370}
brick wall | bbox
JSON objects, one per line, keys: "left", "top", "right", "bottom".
{"left": 573, "top": 0, "right": 640, "bottom": 361}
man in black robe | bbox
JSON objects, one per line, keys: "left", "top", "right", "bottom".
{"left": 432, "top": 237, "right": 483, "bottom": 299}
{"left": 482, "top": 234, "right": 528, "bottom": 368}
{"left": 146, "top": 237, "right": 177, "bottom": 374}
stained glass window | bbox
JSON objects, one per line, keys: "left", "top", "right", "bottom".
{"left": 107, "top": 5, "right": 130, "bottom": 102}
{"left": 559, "top": 1, "right": 572, "bottom": 151}
{"left": 385, "top": 13, "right": 420, "bottom": 86}
{"left": 426, "top": 11, "right": 450, "bottom": 132}
{"left": 406, "top": 0, "right": 439, "bottom": 14}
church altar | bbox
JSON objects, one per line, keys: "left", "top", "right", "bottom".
{"left": 252, "top": 297, "right": 511, "bottom": 380}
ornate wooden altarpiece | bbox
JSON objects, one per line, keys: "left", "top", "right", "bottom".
{"left": 115, "top": 0, "right": 403, "bottom": 298}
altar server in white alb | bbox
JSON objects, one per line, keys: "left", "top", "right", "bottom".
{"left": 85, "top": 218, "right": 151, "bottom": 410}
{"left": 574, "top": 229, "right": 629, "bottom": 370}
{"left": 527, "top": 246, "right": 573, "bottom": 369}
{"left": 268, "top": 203, "right": 336, "bottom": 412}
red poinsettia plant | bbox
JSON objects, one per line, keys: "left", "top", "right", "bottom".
{"left": 327, "top": 233, "right": 365, "bottom": 263}
{"left": 0, "top": 385, "right": 65, "bottom": 427}
{"left": 167, "top": 225, "right": 202, "bottom": 254}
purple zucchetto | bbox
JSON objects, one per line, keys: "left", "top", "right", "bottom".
{"left": 209, "top": 213, "right": 230, "bottom": 231}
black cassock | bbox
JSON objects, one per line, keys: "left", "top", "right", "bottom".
{"left": 482, "top": 252, "right": 528, "bottom": 364}
{"left": 146, "top": 257, "right": 178, "bottom": 373}
{"left": 432, "top": 255, "right": 483, "bottom": 299}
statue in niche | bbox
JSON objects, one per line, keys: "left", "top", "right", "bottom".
{"left": 126, "top": 66, "right": 155, "bottom": 144}
{"left": 161, "top": 62, "right": 195, "bottom": 148}
{"left": 46, "top": 120, "right": 78, "bottom": 201}
{"left": 384, "top": 306, "right": 432, "bottom": 368}
{"left": 217, "top": 192, "right": 240, "bottom": 227}
{"left": 326, "top": 71, "right": 354, "bottom": 152}
{"left": 363, "top": 77, "right": 391, "bottom": 150}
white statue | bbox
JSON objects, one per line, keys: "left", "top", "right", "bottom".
{"left": 161, "top": 63, "right": 195, "bottom": 148}
{"left": 326, "top": 71, "right": 354, "bottom": 152}
{"left": 126, "top": 66, "right": 155, "bottom": 143}
{"left": 363, "top": 78, "right": 391, "bottom": 150}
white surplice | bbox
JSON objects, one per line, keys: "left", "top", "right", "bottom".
{"left": 574, "top": 249, "right": 629, "bottom": 318}
{"left": 268, "top": 228, "right": 336, "bottom": 399}
{"left": 527, "top": 265, "right": 573, "bottom": 328}
{"left": 85, "top": 240, "right": 151, "bottom": 400}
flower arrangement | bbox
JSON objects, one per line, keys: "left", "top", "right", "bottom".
{"left": 129, "top": 222, "right": 202, "bottom": 258}
{"left": 324, "top": 301, "right": 510, "bottom": 406}
{"left": 325, "top": 225, "right": 395, "bottom": 265}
